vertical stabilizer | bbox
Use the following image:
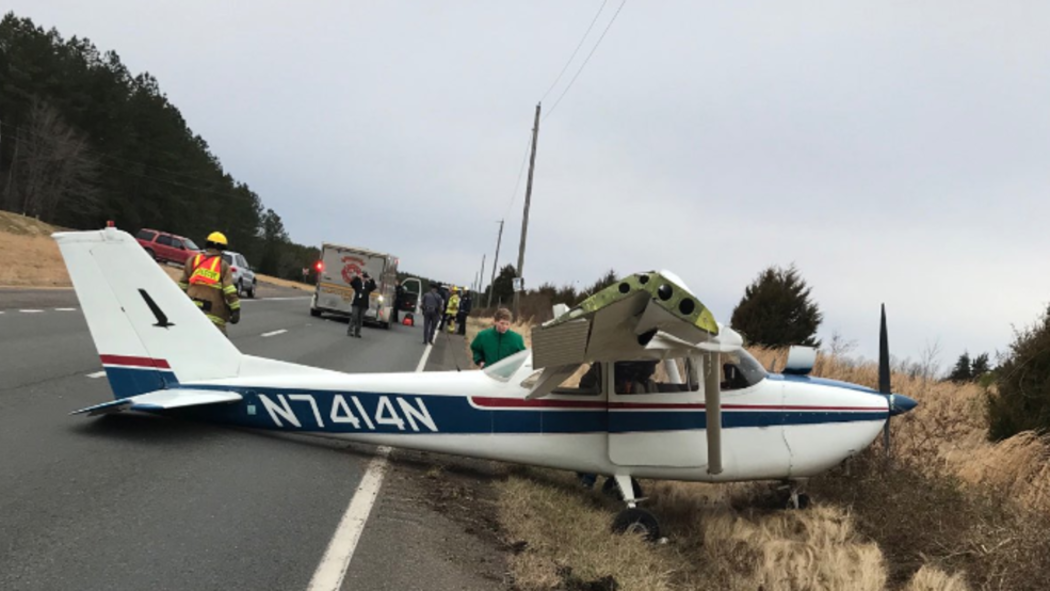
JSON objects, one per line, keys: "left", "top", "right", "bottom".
{"left": 54, "top": 227, "right": 242, "bottom": 398}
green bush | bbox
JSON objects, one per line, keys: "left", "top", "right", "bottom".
{"left": 988, "top": 304, "right": 1050, "bottom": 441}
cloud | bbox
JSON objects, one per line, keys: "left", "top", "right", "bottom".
{"left": 9, "top": 0, "right": 1049, "bottom": 365}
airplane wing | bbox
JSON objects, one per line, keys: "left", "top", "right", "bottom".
{"left": 531, "top": 270, "right": 731, "bottom": 369}
{"left": 530, "top": 270, "right": 735, "bottom": 475}
{"left": 71, "top": 389, "right": 242, "bottom": 416}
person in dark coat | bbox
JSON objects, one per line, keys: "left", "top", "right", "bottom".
{"left": 392, "top": 280, "right": 404, "bottom": 323}
{"left": 456, "top": 289, "right": 473, "bottom": 335}
{"left": 420, "top": 284, "right": 444, "bottom": 345}
{"left": 347, "top": 271, "right": 376, "bottom": 338}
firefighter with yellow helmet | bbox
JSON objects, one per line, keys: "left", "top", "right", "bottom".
{"left": 445, "top": 286, "right": 461, "bottom": 333}
{"left": 179, "top": 231, "right": 241, "bottom": 335}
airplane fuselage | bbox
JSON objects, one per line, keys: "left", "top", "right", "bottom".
{"left": 105, "top": 353, "right": 891, "bottom": 483}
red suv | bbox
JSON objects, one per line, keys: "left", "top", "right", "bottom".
{"left": 135, "top": 229, "right": 202, "bottom": 266}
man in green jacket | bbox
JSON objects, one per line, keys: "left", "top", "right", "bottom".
{"left": 471, "top": 307, "right": 527, "bottom": 368}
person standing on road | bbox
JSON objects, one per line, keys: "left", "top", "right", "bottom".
{"left": 392, "top": 280, "right": 404, "bottom": 324}
{"left": 444, "top": 287, "right": 461, "bottom": 334}
{"left": 456, "top": 288, "right": 472, "bottom": 336}
{"left": 179, "top": 231, "right": 240, "bottom": 336}
{"left": 347, "top": 271, "right": 376, "bottom": 338}
{"left": 470, "top": 307, "right": 526, "bottom": 369}
{"left": 421, "top": 284, "right": 444, "bottom": 345}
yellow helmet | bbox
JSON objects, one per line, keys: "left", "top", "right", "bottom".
{"left": 206, "top": 231, "right": 228, "bottom": 247}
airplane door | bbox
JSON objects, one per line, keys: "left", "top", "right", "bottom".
{"left": 607, "top": 357, "right": 708, "bottom": 467}
{"left": 401, "top": 277, "right": 422, "bottom": 315}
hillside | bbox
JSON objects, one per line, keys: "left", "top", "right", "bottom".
{"left": 0, "top": 211, "right": 310, "bottom": 291}
{"left": 0, "top": 12, "right": 317, "bottom": 281}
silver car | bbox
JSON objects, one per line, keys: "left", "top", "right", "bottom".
{"left": 221, "top": 250, "right": 257, "bottom": 298}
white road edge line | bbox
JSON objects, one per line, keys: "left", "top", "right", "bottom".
{"left": 20, "top": 309, "right": 44, "bottom": 313}
{"left": 86, "top": 371, "right": 107, "bottom": 379}
{"left": 261, "top": 329, "right": 288, "bottom": 338}
{"left": 306, "top": 342, "right": 434, "bottom": 591}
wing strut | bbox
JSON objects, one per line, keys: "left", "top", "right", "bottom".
{"left": 704, "top": 352, "right": 723, "bottom": 475}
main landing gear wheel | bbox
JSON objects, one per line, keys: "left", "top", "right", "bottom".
{"left": 611, "top": 508, "right": 661, "bottom": 542}
{"left": 777, "top": 480, "right": 811, "bottom": 510}
{"left": 602, "top": 476, "right": 643, "bottom": 500}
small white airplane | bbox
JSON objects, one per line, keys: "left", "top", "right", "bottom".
{"left": 55, "top": 226, "right": 916, "bottom": 540}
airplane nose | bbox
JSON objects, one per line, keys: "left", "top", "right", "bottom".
{"left": 888, "top": 394, "right": 918, "bottom": 416}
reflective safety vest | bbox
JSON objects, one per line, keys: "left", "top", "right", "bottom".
{"left": 188, "top": 254, "right": 223, "bottom": 288}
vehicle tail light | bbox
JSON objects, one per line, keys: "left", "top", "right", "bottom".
{"left": 231, "top": 267, "right": 238, "bottom": 272}
{"left": 315, "top": 261, "right": 324, "bottom": 272}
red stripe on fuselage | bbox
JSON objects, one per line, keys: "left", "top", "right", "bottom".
{"left": 99, "top": 354, "right": 171, "bottom": 369}
{"left": 470, "top": 397, "right": 886, "bottom": 412}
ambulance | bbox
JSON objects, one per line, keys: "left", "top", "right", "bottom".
{"left": 309, "top": 242, "right": 399, "bottom": 328}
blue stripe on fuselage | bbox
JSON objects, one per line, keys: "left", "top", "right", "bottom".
{"left": 154, "top": 384, "right": 887, "bottom": 435}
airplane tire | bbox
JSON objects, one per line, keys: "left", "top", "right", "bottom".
{"left": 611, "top": 508, "right": 660, "bottom": 542}
{"left": 602, "top": 476, "right": 643, "bottom": 500}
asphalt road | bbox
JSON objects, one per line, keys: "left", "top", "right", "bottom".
{"left": 0, "top": 287, "right": 446, "bottom": 591}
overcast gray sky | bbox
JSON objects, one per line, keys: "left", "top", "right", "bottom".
{"left": 10, "top": 1, "right": 1050, "bottom": 369}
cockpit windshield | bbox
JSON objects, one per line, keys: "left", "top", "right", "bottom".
{"left": 482, "top": 350, "right": 530, "bottom": 381}
{"left": 720, "top": 348, "right": 768, "bottom": 391}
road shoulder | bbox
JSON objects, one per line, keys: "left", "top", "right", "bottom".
{"left": 339, "top": 334, "right": 513, "bottom": 591}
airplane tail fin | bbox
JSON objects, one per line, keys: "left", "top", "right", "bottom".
{"left": 54, "top": 227, "right": 243, "bottom": 399}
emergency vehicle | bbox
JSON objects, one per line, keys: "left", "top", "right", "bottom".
{"left": 309, "top": 242, "right": 399, "bottom": 328}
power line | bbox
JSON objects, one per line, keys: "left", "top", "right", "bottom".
{"left": 543, "top": 0, "right": 628, "bottom": 122}
{"left": 538, "top": 0, "right": 609, "bottom": 105}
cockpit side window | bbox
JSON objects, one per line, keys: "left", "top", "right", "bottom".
{"left": 719, "top": 349, "right": 767, "bottom": 391}
{"left": 614, "top": 358, "right": 698, "bottom": 394}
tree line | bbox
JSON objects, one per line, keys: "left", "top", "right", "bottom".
{"left": 0, "top": 12, "right": 317, "bottom": 279}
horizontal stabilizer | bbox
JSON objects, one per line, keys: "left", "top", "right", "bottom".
{"left": 71, "top": 389, "right": 242, "bottom": 416}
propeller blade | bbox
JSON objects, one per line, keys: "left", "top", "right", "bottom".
{"left": 879, "top": 303, "right": 892, "bottom": 459}
{"left": 879, "top": 303, "right": 890, "bottom": 395}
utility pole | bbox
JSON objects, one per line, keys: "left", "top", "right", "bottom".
{"left": 486, "top": 219, "right": 504, "bottom": 308}
{"left": 513, "top": 103, "right": 541, "bottom": 319}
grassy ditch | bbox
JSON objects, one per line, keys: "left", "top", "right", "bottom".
{"left": 464, "top": 318, "right": 1050, "bottom": 590}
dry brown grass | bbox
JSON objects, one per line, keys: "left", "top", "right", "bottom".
{"left": 0, "top": 230, "right": 72, "bottom": 287}
{"left": 500, "top": 466, "right": 975, "bottom": 591}
{"left": 483, "top": 325, "right": 1050, "bottom": 590}
{"left": 0, "top": 211, "right": 313, "bottom": 292}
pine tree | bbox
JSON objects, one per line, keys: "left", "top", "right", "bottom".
{"left": 729, "top": 265, "right": 823, "bottom": 348}
{"left": 970, "top": 353, "right": 991, "bottom": 380}
{"left": 947, "top": 352, "right": 973, "bottom": 383}
{"left": 489, "top": 265, "right": 516, "bottom": 307}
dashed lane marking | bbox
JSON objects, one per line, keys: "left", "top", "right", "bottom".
{"left": 86, "top": 371, "right": 107, "bottom": 379}
{"left": 19, "top": 309, "right": 43, "bottom": 313}
{"left": 261, "top": 329, "right": 288, "bottom": 338}
{"left": 54, "top": 308, "right": 78, "bottom": 312}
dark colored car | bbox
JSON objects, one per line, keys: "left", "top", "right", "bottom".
{"left": 135, "top": 228, "right": 201, "bottom": 266}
